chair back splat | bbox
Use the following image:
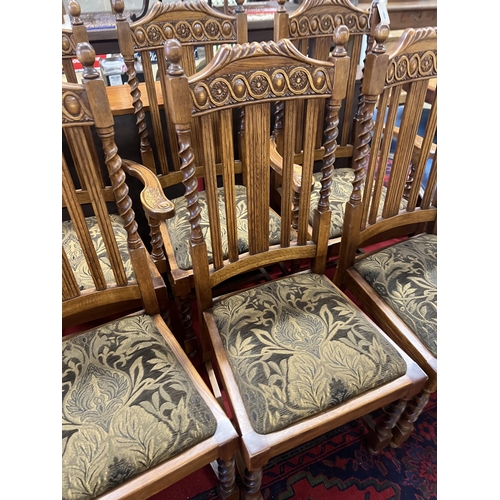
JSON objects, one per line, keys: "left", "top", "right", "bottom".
{"left": 62, "top": 43, "right": 174, "bottom": 328}
{"left": 273, "top": 0, "right": 380, "bottom": 160}
{"left": 335, "top": 24, "right": 437, "bottom": 447}
{"left": 113, "top": 0, "right": 248, "bottom": 177}
{"left": 271, "top": 0, "right": 384, "bottom": 261}
{"left": 163, "top": 29, "right": 428, "bottom": 500}
{"left": 62, "top": 41, "right": 239, "bottom": 500}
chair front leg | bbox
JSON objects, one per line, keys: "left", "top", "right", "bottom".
{"left": 365, "top": 398, "right": 408, "bottom": 453}
{"left": 217, "top": 456, "right": 239, "bottom": 500}
{"left": 242, "top": 467, "right": 263, "bottom": 500}
{"left": 391, "top": 387, "right": 432, "bottom": 448}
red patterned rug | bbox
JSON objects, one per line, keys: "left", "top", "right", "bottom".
{"left": 150, "top": 393, "right": 436, "bottom": 499}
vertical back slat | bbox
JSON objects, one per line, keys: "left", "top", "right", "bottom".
{"left": 62, "top": 247, "right": 81, "bottom": 300}
{"left": 220, "top": 109, "right": 239, "bottom": 262}
{"left": 181, "top": 45, "right": 198, "bottom": 77}
{"left": 292, "top": 38, "right": 311, "bottom": 153}
{"left": 64, "top": 127, "right": 128, "bottom": 286}
{"left": 62, "top": 154, "right": 108, "bottom": 291}
{"left": 204, "top": 43, "right": 215, "bottom": 66}
{"left": 420, "top": 153, "right": 437, "bottom": 209}
{"left": 340, "top": 34, "right": 362, "bottom": 146}
{"left": 244, "top": 103, "right": 271, "bottom": 254}
{"left": 142, "top": 49, "right": 171, "bottom": 176}
{"left": 383, "top": 79, "right": 427, "bottom": 216}
{"left": 280, "top": 100, "right": 298, "bottom": 247}
{"left": 368, "top": 86, "right": 401, "bottom": 224}
{"left": 310, "top": 36, "right": 332, "bottom": 150}
{"left": 361, "top": 87, "right": 390, "bottom": 229}
{"left": 200, "top": 114, "right": 224, "bottom": 269}
{"left": 405, "top": 94, "right": 437, "bottom": 210}
{"left": 297, "top": 98, "right": 321, "bottom": 244}
{"left": 64, "top": 127, "right": 104, "bottom": 190}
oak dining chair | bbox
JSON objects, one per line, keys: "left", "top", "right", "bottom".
{"left": 62, "top": 41, "right": 240, "bottom": 500}
{"left": 162, "top": 31, "right": 428, "bottom": 499}
{"left": 334, "top": 24, "right": 437, "bottom": 446}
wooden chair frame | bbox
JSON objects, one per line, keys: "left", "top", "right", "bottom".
{"left": 162, "top": 31, "right": 429, "bottom": 500}
{"left": 62, "top": 41, "right": 240, "bottom": 500}
{"left": 334, "top": 24, "right": 437, "bottom": 447}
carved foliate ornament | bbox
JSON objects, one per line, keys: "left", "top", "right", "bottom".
{"left": 62, "top": 30, "right": 76, "bottom": 57}
{"left": 62, "top": 88, "right": 93, "bottom": 125}
{"left": 387, "top": 50, "right": 437, "bottom": 85}
{"left": 190, "top": 66, "right": 330, "bottom": 112}
{"left": 290, "top": 11, "right": 368, "bottom": 37}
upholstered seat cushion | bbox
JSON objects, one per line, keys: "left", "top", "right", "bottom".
{"left": 309, "top": 168, "right": 407, "bottom": 239}
{"left": 353, "top": 233, "right": 437, "bottom": 357}
{"left": 211, "top": 272, "right": 407, "bottom": 435}
{"left": 62, "top": 313, "right": 217, "bottom": 500}
{"left": 62, "top": 214, "right": 134, "bottom": 290}
{"left": 165, "top": 185, "right": 282, "bottom": 270}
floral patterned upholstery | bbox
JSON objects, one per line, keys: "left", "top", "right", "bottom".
{"left": 165, "top": 185, "right": 283, "bottom": 270}
{"left": 62, "top": 214, "right": 134, "bottom": 290}
{"left": 62, "top": 313, "right": 217, "bottom": 500}
{"left": 309, "top": 168, "right": 407, "bottom": 239}
{"left": 353, "top": 233, "right": 437, "bottom": 357}
{"left": 211, "top": 272, "right": 407, "bottom": 435}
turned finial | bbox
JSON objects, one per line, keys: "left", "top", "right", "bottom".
{"left": 372, "top": 23, "right": 390, "bottom": 54}
{"left": 165, "top": 39, "right": 184, "bottom": 76}
{"left": 277, "top": 0, "right": 286, "bottom": 13}
{"left": 235, "top": 0, "right": 245, "bottom": 13}
{"left": 68, "top": 0, "right": 82, "bottom": 25}
{"left": 76, "top": 42, "right": 99, "bottom": 81}
{"left": 112, "top": 0, "right": 126, "bottom": 19}
{"left": 332, "top": 25, "right": 349, "bottom": 57}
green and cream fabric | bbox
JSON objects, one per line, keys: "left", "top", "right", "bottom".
{"left": 62, "top": 313, "right": 217, "bottom": 500}
{"left": 165, "top": 185, "right": 283, "bottom": 270}
{"left": 309, "top": 168, "right": 407, "bottom": 239}
{"left": 62, "top": 214, "right": 134, "bottom": 290}
{"left": 354, "top": 233, "right": 437, "bottom": 357}
{"left": 211, "top": 272, "right": 407, "bottom": 435}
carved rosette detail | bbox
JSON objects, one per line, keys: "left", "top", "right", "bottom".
{"left": 289, "top": 69, "right": 309, "bottom": 93}
{"left": 62, "top": 89, "right": 94, "bottom": 125}
{"left": 387, "top": 50, "right": 437, "bottom": 85}
{"left": 211, "top": 79, "right": 231, "bottom": 104}
{"left": 190, "top": 66, "right": 331, "bottom": 113}
{"left": 132, "top": 19, "right": 236, "bottom": 47}
{"left": 249, "top": 73, "right": 270, "bottom": 96}
{"left": 290, "top": 12, "right": 369, "bottom": 37}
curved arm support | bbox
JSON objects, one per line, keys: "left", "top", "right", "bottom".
{"left": 121, "top": 159, "right": 175, "bottom": 221}
{"left": 269, "top": 138, "right": 314, "bottom": 193}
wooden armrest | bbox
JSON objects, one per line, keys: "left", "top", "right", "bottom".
{"left": 269, "top": 138, "right": 314, "bottom": 192}
{"left": 121, "top": 159, "right": 175, "bottom": 220}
